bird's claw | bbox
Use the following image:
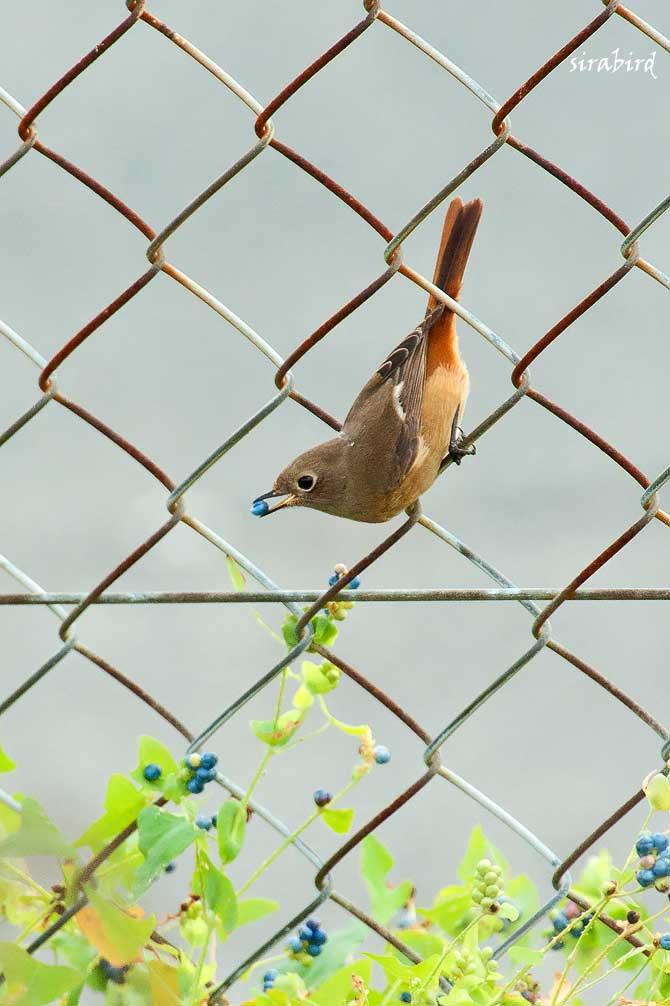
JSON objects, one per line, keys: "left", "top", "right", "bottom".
{"left": 447, "top": 426, "right": 476, "bottom": 466}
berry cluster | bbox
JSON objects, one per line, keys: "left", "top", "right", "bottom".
{"left": 99, "top": 959, "right": 129, "bottom": 985}
{"left": 262, "top": 968, "right": 279, "bottom": 992}
{"left": 551, "top": 902, "right": 592, "bottom": 946}
{"left": 328, "top": 566, "right": 361, "bottom": 591}
{"left": 179, "top": 893, "right": 209, "bottom": 945}
{"left": 450, "top": 946, "right": 497, "bottom": 983}
{"left": 287, "top": 919, "right": 328, "bottom": 961}
{"left": 513, "top": 977, "right": 540, "bottom": 1004}
{"left": 195, "top": 813, "right": 218, "bottom": 831}
{"left": 635, "top": 831, "right": 670, "bottom": 890}
{"left": 181, "top": 751, "right": 218, "bottom": 795}
{"left": 471, "top": 858, "right": 504, "bottom": 911}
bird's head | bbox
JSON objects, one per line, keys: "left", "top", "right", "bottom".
{"left": 251, "top": 438, "right": 350, "bottom": 518}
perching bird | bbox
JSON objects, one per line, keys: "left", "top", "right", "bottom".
{"left": 252, "top": 196, "right": 483, "bottom": 523}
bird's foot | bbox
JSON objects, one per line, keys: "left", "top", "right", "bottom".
{"left": 447, "top": 426, "right": 476, "bottom": 466}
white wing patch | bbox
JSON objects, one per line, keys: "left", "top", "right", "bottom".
{"left": 392, "top": 381, "right": 405, "bottom": 418}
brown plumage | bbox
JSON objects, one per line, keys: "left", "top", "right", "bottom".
{"left": 253, "top": 196, "right": 483, "bottom": 523}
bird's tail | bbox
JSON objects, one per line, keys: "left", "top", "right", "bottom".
{"left": 425, "top": 196, "right": 483, "bottom": 370}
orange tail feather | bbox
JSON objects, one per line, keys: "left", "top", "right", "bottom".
{"left": 426, "top": 197, "right": 483, "bottom": 371}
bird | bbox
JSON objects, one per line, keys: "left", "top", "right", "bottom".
{"left": 252, "top": 196, "right": 483, "bottom": 524}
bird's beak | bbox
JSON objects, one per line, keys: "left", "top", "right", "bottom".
{"left": 251, "top": 490, "right": 298, "bottom": 517}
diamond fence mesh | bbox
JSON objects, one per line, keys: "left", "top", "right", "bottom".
{"left": 1, "top": 0, "right": 669, "bottom": 1000}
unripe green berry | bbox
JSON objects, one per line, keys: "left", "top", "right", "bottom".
{"left": 484, "top": 871, "right": 499, "bottom": 884}
{"left": 485, "top": 885, "right": 500, "bottom": 897}
{"left": 481, "top": 896, "right": 493, "bottom": 909}
{"left": 471, "top": 889, "right": 483, "bottom": 903}
{"left": 477, "top": 859, "right": 492, "bottom": 874}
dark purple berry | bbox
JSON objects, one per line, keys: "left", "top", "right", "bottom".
{"left": 313, "top": 790, "right": 332, "bottom": 808}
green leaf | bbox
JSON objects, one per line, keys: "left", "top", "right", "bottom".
{"left": 76, "top": 774, "right": 147, "bottom": 851}
{"left": 575, "top": 850, "right": 614, "bottom": 900}
{"left": 310, "top": 958, "right": 372, "bottom": 1006}
{"left": 193, "top": 852, "right": 237, "bottom": 932}
{"left": 0, "top": 796, "right": 73, "bottom": 858}
{"left": 645, "top": 773, "right": 670, "bottom": 811}
{"left": 457, "top": 826, "right": 488, "bottom": 884}
{"left": 291, "top": 684, "right": 314, "bottom": 711}
{"left": 281, "top": 614, "right": 299, "bottom": 650}
{"left": 217, "top": 799, "right": 246, "bottom": 865}
{"left": 498, "top": 901, "right": 520, "bottom": 922}
{"left": 301, "top": 661, "right": 338, "bottom": 696}
{"left": 504, "top": 874, "right": 539, "bottom": 934}
{"left": 507, "top": 946, "right": 544, "bottom": 965}
{"left": 311, "top": 613, "right": 338, "bottom": 648}
{"left": 133, "top": 806, "right": 198, "bottom": 896}
{"left": 390, "top": 928, "right": 445, "bottom": 959}
{"left": 419, "top": 884, "right": 472, "bottom": 936}
{"left": 320, "top": 808, "right": 354, "bottom": 834}
{"left": 226, "top": 555, "right": 246, "bottom": 591}
{"left": 236, "top": 897, "right": 279, "bottom": 927}
{"left": 0, "top": 943, "right": 81, "bottom": 1005}
{"left": 360, "top": 834, "right": 412, "bottom": 926}
{"left": 78, "top": 888, "right": 155, "bottom": 966}
{"left": 0, "top": 738, "right": 15, "bottom": 773}
{"left": 366, "top": 951, "right": 443, "bottom": 986}
{"left": 328, "top": 715, "right": 370, "bottom": 737}
{"left": 251, "top": 710, "right": 304, "bottom": 748}
{"left": 131, "top": 736, "right": 178, "bottom": 791}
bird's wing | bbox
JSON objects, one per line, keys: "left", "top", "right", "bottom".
{"left": 342, "top": 307, "right": 443, "bottom": 490}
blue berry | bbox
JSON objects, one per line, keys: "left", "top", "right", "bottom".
{"left": 196, "top": 767, "right": 216, "bottom": 783}
{"left": 195, "top": 814, "right": 212, "bottom": 831}
{"left": 637, "top": 868, "right": 655, "bottom": 887}
{"left": 184, "top": 753, "right": 201, "bottom": 770}
{"left": 636, "top": 834, "right": 654, "bottom": 856}
{"left": 251, "top": 500, "right": 269, "bottom": 517}
{"left": 653, "top": 857, "right": 670, "bottom": 877}
{"left": 653, "top": 833, "right": 669, "bottom": 852}
{"left": 143, "top": 763, "right": 162, "bottom": 782}
{"left": 328, "top": 573, "right": 339, "bottom": 586}
{"left": 307, "top": 944, "right": 322, "bottom": 957}
{"left": 400, "top": 995, "right": 412, "bottom": 1004}
{"left": 374, "top": 745, "right": 391, "bottom": 765}
{"left": 100, "top": 959, "right": 127, "bottom": 984}
{"left": 186, "top": 777, "right": 205, "bottom": 794}
{"left": 313, "top": 790, "right": 332, "bottom": 807}
{"left": 298, "top": 926, "right": 312, "bottom": 942}
{"left": 348, "top": 576, "right": 361, "bottom": 589}
{"left": 164, "top": 861, "right": 177, "bottom": 873}
{"left": 263, "top": 969, "right": 278, "bottom": 982}
{"left": 305, "top": 919, "right": 320, "bottom": 932}
{"left": 660, "top": 933, "right": 670, "bottom": 951}
{"left": 287, "top": 935, "right": 303, "bottom": 954}
{"left": 200, "top": 752, "right": 218, "bottom": 770}
{"left": 310, "top": 929, "right": 327, "bottom": 945}
{"left": 552, "top": 911, "right": 568, "bottom": 933}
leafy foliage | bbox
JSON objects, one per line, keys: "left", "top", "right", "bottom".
{"left": 3, "top": 592, "right": 670, "bottom": 1006}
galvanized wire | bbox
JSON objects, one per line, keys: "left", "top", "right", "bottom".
{"left": 1, "top": 0, "right": 669, "bottom": 1001}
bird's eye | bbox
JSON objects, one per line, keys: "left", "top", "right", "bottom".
{"left": 297, "top": 474, "right": 315, "bottom": 492}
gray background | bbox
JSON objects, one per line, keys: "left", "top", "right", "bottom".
{"left": 1, "top": 0, "right": 668, "bottom": 993}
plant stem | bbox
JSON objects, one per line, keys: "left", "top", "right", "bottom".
{"left": 236, "top": 776, "right": 360, "bottom": 897}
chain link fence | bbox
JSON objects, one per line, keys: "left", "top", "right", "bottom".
{"left": 1, "top": 0, "right": 669, "bottom": 1000}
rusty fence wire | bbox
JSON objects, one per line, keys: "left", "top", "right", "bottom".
{"left": 1, "top": 0, "right": 670, "bottom": 1000}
